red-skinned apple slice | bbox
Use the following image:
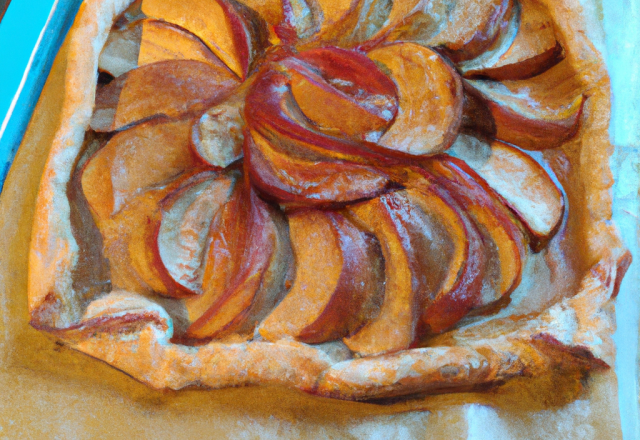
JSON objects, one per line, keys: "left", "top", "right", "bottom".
{"left": 297, "top": 0, "right": 358, "bottom": 45}
{"left": 288, "top": 63, "right": 394, "bottom": 141}
{"left": 358, "top": 0, "right": 441, "bottom": 52}
{"left": 367, "top": 43, "right": 463, "bottom": 155}
{"left": 297, "top": 0, "right": 396, "bottom": 49}
{"left": 380, "top": 0, "right": 512, "bottom": 62}
{"left": 457, "top": 1, "right": 519, "bottom": 78}
{"left": 295, "top": 47, "right": 398, "bottom": 100}
{"left": 343, "top": 190, "right": 472, "bottom": 355}
{"left": 98, "top": 19, "right": 229, "bottom": 78}
{"left": 461, "top": 0, "right": 563, "bottom": 80}
{"left": 95, "top": 170, "right": 216, "bottom": 298}
{"left": 421, "top": 156, "right": 526, "bottom": 306}
{"left": 286, "top": 48, "right": 398, "bottom": 141}
{"left": 245, "top": 66, "right": 401, "bottom": 166}
{"left": 183, "top": 176, "right": 248, "bottom": 327}
{"left": 258, "top": 210, "right": 384, "bottom": 344}
{"left": 157, "top": 171, "right": 237, "bottom": 294}
{"left": 140, "top": 0, "right": 269, "bottom": 79}
{"left": 81, "top": 119, "right": 207, "bottom": 221}
{"left": 464, "top": 60, "right": 584, "bottom": 150}
{"left": 404, "top": 185, "right": 485, "bottom": 333}
{"left": 245, "top": 130, "right": 390, "bottom": 208}
{"left": 428, "top": 0, "right": 513, "bottom": 62}
{"left": 91, "top": 60, "right": 240, "bottom": 132}
{"left": 184, "top": 183, "right": 293, "bottom": 339}
{"left": 448, "top": 135, "right": 564, "bottom": 250}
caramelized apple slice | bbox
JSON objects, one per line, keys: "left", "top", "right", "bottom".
{"left": 405, "top": 186, "right": 484, "bottom": 333}
{"left": 379, "top": 0, "right": 422, "bottom": 35}
{"left": 343, "top": 191, "right": 468, "bottom": 355}
{"left": 245, "top": 130, "right": 390, "bottom": 207}
{"left": 358, "top": 0, "right": 440, "bottom": 51}
{"left": 157, "top": 172, "right": 237, "bottom": 294}
{"left": 423, "top": 157, "right": 526, "bottom": 306}
{"left": 430, "top": 0, "right": 513, "bottom": 62}
{"left": 192, "top": 94, "right": 245, "bottom": 168}
{"left": 461, "top": 0, "right": 563, "bottom": 80}
{"left": 449, "top": 135, "right": 564, "bottom": 249}
{"left": 457, "top": 1, "right": 519, "bottom": 78}
{"left": 367, "top": 43, "right": 462, "bottom": 155}
{"left": 299, "top": 0, "right": 358, "bottom": 44}
{"left": 286, "top": 48, "right": 398, "bottom": 141}
{"left": 465, "top": 61, "right": 584, "bottom": 149}
{"left": 245, "top": 68, "right": 399, "bottom": 165}
{"left": 98, "top": 19, "right": 228, "bottom": 78}
{"left": 81, "top": 119, "right": 206, "bottom": 221}
{"left": 298, "top": 0, "right": 396, "bottom": 48}
{"left": 185, "top": 184, "right": 292, "bottom": 339}
{"left": 382, "top": 0, "right": 511, "bottom": 62}
{"left": 99, "top": 171, "right": 216, "bottom": 298}
{"left": 259, "top": 210, "right": 383, "bottom": 343}
{"left": 140, "top": 0, "right": 269, "bottom": 79}
{"left": 91, "top": 60, "right": 239, "bottom": 132}
{"left": 289, "top": 67, "right": 391, "bottom": 141}
{"left": 183, "top": 176, "right": 247, "bottom": 326}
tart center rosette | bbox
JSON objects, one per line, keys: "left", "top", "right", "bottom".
{"left": 81, "top": 0, "right": 579, "bottom": 355}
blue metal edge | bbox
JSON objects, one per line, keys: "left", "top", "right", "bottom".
{"left": 0, "top": 0, "right": 83, "bottom": 193}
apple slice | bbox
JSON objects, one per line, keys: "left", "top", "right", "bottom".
{"left": 140, "top": 0, "right": 269, "bottom": 79}
{"left": 297, "top": 0, "right": 396, "bottom": 49}
{"left": 245, "top": 67, "right": 400, "bottom": 165}
{"left": 245, "top": 130, "right": 390, "bottom": 208}
{"left": 461, "top": 0, "right": 563, "bottom": 80}
{"left": 343, "top": 190, "right": 471, "bottom": 355}
{"left": 429, "top": 0, "right": 513, "bottom": 62}
{"left": 405, "top": 186, "right": 485, "bottom": 333}
{"left": 382, "top": 0, "right": 511, "bottom": 62}
{"left": 98, "top": 19, "right": 229, "bottom": 78}
{"left": 457, "top": 1, "right": 519, "bottom": 78}
{"left": 183, "top": 177, "right": 249, "bottom": 327}
{"left": 298, "top": 0, "right": 358, "bottom": 44}
{"left": 367, "top": 43, "right": 463, "bottom": 155}
{"left": 156, "top": 171, "right": 237, "bottom": 294}
{"left": 448, "top": 135, "right": 564, "bottom": 250}
{"left": 286, "top": 48, "right": 398, "bottom": 141}
{"left": 353, "top": 0, "right": 428, "bottom": 52}
{"left": 192, "top": 93, "right": 245, "bottom": 168}
{"left": 91, "top": 60, "right": 240, "bottom": 132}
{"left": 465, "top": 60, "right": 584, "bottom": 150}
{"left": 184, "top": 184, "right": 293, "bottom": 339}
{"left": 422, "top": 156, "right": 526, "bottom": 307}
{"left": 288, "top": 66, "right": 394, "bottom": 141}
{"left": 95, "top": 170, "right": 216, "bottom": 298}
{"left": 258, "top": 210, "right": 384, "bottom": 344}
{"left": 81, "top": 119, "right": 206, "bottom": 221}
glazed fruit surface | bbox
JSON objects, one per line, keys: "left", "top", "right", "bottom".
{"left": 81, "top": 0, "right": 580, "bottom": 355}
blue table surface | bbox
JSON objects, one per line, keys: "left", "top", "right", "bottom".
{"left": 0, "top": 0, "right": 81, "bottom": 191}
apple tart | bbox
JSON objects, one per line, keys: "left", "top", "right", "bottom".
{"left": 28, "top": 0, "right": 631, "bottom": 400}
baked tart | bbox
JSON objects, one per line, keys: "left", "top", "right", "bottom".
{"left": 28, "top": 0, "right": 631, "bottom": 400}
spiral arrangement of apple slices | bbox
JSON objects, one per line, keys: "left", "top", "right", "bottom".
{"left": 81, "top": 0, "right": 577, "bottom": 355}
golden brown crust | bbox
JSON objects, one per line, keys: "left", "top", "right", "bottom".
{"left": 27, "top": 0, "right": 630, "bottom": 400}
